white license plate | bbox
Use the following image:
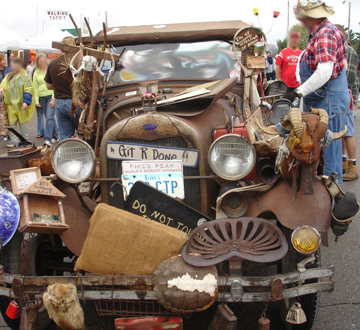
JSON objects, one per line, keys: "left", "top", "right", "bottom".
{"left": 106, "top": 141, "right": 199, "bottom": 168}
{"left": 121, "top": 160, "right": 185, "bottom": 200}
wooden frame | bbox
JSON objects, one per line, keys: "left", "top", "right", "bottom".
{"left": 10, "top": 167, "right": 41, "bottom": 196}
{"left": 19, "top": 194, "right": 69, "bottom": 234}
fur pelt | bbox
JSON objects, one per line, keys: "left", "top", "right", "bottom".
{"left": 43, "top": 283, "right": 85, "bottom": 330}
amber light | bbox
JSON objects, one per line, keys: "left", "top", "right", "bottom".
{"left": 291, "top": 226, "right": 321, "bottom": 255}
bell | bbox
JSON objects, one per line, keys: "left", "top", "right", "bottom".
{"left": 285, "top": 302, "right": 307, "bottom": 325}
{"left": 258, "top": 314, "right": 270, "bottom": 330}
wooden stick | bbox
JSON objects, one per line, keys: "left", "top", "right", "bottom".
{"left": 84, "top": 18, "right": 94, "bottom": 47}
{"left": 69, "top": 14, "right": 82, "bottom": 45}
{"left": 88, "top": 71, "right": 99, "bottom": 124}
{"left": 51, "top": 42, "right": 120, "bottom": 61}
{"left": 102, "top": 22, "right": 107, "bottom": 50}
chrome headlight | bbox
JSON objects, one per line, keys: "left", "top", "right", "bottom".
{"left": 51, "top": 139, "right": 95, "bottom": 184}
{"left": 291, "top": 226, "right": 321, "bottom": 255}
{"left": 208, "top": 134, "right": 256, "bottom": 181}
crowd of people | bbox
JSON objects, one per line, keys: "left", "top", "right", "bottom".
{"left": 0, "top": 36, "right": 80, "bottom": 148}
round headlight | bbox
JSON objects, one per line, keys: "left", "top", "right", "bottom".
{"left": 291, "top": 226, "right": 321, "bottom": 254}
{"left": 51, "top": 139, "right": 95, "bottom": 184}
{"left": 208, "top": 134, "right": 256, "bottom": 181}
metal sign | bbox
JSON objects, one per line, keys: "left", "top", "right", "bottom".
{"left": 124, "top": 181, "right": 212, "bottom": 235}
{"left": 121, "top": 160, "right": 185, "bottom": 200}
{"left": 106, "top": 141, "right": 199, "bottom": 167}
{"left": 44, "top": 10, "right": 70, "bottom": 21}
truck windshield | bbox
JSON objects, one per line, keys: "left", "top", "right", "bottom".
{"left": 109, "top": 41, "right": 239, "bottom": 85}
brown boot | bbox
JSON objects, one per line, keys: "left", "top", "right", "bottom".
{"left": 343, "top": 159, "right": 348, "bottom": 174}
{"left": 343, "top": 160, "right": 359, "bottom": 181}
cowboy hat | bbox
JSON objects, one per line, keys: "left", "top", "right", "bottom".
{"left": 295, "top": 0, "right": 335, "bottom": 20}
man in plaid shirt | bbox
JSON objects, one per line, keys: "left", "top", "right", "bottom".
{"left": 335, "top": 25, "right": 360, "bottom": 180}
{"left": 285, "top": 0, "right": 349, "bottom": 183}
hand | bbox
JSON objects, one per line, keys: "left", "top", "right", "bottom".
{"left": 22, "top": 103, "right": 28, "bottom": 111}
{"left": 35, "top": 103, "right": 41, "bottom": 108}
{"left": 0, "top": 88, "right": 4, "bottom": 95}
{"left": 283, "top": 91, "right": 298, "bottom": 103}
{"left": 50, "top": 98, "right": 55, "bottom": 108}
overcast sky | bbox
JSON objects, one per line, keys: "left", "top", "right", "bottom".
{"left": 2, "top": 0, "right": 360, "bottom": 46}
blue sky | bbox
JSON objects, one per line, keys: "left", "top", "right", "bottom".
{"left": 3, "top": 0, "right": 360, "bottom": 45}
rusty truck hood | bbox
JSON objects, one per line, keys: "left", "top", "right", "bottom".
{"left": 81, "top": 21, "right": 250, "bottom": 47}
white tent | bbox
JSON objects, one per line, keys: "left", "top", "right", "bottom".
{"left": 19, "top": 26, "right": 73, "bottom": 53}
{"left": 0, "top": 24, "right": 23, "bottom": 51}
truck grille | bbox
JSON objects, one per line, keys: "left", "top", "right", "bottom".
{"left": 106, "top": 137, "right": 201, "bottom": 211}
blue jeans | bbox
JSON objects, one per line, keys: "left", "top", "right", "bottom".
{"left": 55, "top": 99, "right": 82, "bottom": 140}
{"left": 39, "top": 95, "right": 58, "bottom": 143}
{"left": 36, "top": 106, "right": 44, "bottom": 136}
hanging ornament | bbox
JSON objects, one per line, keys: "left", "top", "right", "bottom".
{"left": 286, "top": 302, "right": 307, "bottom": 325}
{"left": 6, "top": 301, "right": 19, "bottom": 319}
{"left": 258, "top": 312, "right": 270, "bottom": 330}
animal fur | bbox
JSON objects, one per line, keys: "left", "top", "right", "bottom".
{"left": 43, "top": 283, "right": 85, "bottom": 330}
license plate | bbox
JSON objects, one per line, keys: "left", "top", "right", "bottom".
{"left": 106, "top": 141, "right": 199, "bottom": 167}
{"left": 121, "top": 161, "right": 184, "bottom": 200}
{"left": 115, "top": 317, "right": 182, "bottom": 330}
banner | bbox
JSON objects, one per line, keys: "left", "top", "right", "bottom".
{"left": 44, "top": 11, "right": 70, "bottom": 21}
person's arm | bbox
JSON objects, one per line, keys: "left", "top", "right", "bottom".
{"left": 22, "top": 73, "right": 33, "bottom": 110}
{"left": 46, "top": 82, "right": 54, "bottom": 90}
{"left": 44, "top": 64, "right": 54, "bottom": 91}
{"left": 32, "top": 71, "right": 40, "bottom": 106}
{"left": 275, "top": 66, "right": 281, "bottom": 81}
{"left": 275, "top": 51, "right": 283, "bottom": 80}
{"left": 297, "top": 61, "right": 333, "bottom": 97}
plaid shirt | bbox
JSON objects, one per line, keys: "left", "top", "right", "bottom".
{"left": 346, "top": 44, "right": 360, "bottom": 102}
{"left": 304, "top": 19, "right": 347, "bottom": 80}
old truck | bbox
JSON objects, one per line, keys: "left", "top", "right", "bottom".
{"left": 0, "top": 20, "right": 356, "bottom": 330}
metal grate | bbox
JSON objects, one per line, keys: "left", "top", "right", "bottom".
{"left": 58, "top": 147, "right": 89, "bottom": 161}
{"left": 106, "top": 137, "right": 201, "bottom": 211}
{"left": 94, "top": 299, "right": 191, "bottom": 318}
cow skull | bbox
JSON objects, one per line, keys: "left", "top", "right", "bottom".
{"left": 69, "top": 49, "right": 115, "bottom": 82}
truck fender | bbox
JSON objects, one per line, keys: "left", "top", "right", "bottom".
{"left": 244, "top": 177, "right": 332, "bottom": 233}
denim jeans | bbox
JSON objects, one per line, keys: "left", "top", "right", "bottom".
{"left": 300, "top": 55, "right": 349, "bottom": 184}
{"left": 55, "top": 99, "right": 82, "bottom": 140}
{"left": 39, "top": 95, "right": 58, "bottom": 143}
{"left": 36, "top": 106, "right": 44, "bottom": 136}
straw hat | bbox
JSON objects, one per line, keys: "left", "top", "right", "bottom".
{"left": 295, "top": 0, "right": 335, "bottom": 19}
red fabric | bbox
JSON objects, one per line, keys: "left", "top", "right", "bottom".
{"left": 304, "top": 19, "right": 347, "bottom": 80}
{"left": 276, "top": 48, "right": 302, "bottom": 88}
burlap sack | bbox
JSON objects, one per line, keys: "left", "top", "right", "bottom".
{"left": 74, "top": 203, "right": 188, "bottom": 275}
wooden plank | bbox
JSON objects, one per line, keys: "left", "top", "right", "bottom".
{"left": 51, "top": 41, "right": 120, "bottom": 62}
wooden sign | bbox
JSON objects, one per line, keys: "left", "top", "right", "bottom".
{"left": 10, "top": 167, "right": 41, "bottom": 195}
{"left": 235, "top": 27, "right": 259, "bottom": 52}
{"left": 22, "top": 177, "right": 66, "bottom": 199}
{"left": 246, "top": 56, "right": 266, "bottom": 69}
{"left": 124, "top": 181, "right": 212, "bottom": 235}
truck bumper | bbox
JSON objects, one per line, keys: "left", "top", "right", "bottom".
{"left": 0, "top": 265, "right": 334, "bottom": 304}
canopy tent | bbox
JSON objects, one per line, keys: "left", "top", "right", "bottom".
{"left": 19, "top": 26, "right": 73, "bottom": 53}
{"left": 0, "top": 24, "right": 23, "bottom": 51}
